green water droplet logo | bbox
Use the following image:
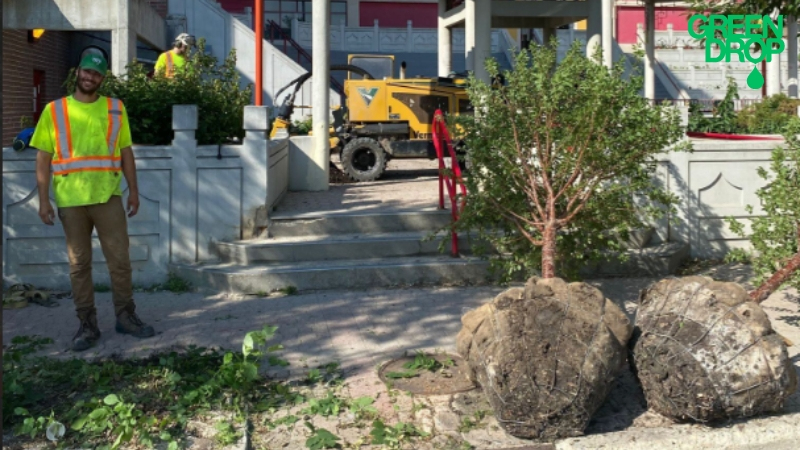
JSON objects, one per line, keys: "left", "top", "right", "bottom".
{"left": 747, "top": 66, "right": 764, "bottom": 90}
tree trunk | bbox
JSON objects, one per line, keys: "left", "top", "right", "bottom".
{"left": 541, "top": 224, "right": 557, "bottom": 278}
{"left": 750, "top": 251, "right": 800, "bottom": 303}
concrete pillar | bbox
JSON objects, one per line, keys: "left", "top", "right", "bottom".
{"left": 767, "top": 48, "right": 781, "bottom": 96}
{"left": 170, "top": 105, "right": 199, "bottom": 263}
{"left": 543, "top": 27, "right": 557, "bottom": 47}
{"left": 767, "top": 8, "right": 781, "bottom": 97}
{"left": 465, "top": 0, "right": 492, "bottom": 82}
{"left": 407, "top": 20, "right": 414, "bottom": 52}
{"left": 347, "top": 0, "right": 359, "bottom": 26}
{"left": 311, "top": 0, "right": 330, "bottom": 191}
{"left": 789, "top": 17, "right": 798, "bottom": 98}
{"left": 438, "top": 0, "right": 452, "bottom": 76}
{"left": 373, "top": 19, "right": 380, "bottom": 52}
{"left": 112, "top": 0, "right": 136, "bottom": 75}
{"left": 241, "top": 106, "right": 270, "bottom": 239}
{"left": 644, "top": 0, "right": 656, "bottom": 100}
{"left": 586, "top": 0, "right": 602, "bottom": 61}
{"left": 602, "top": 0, "right": 613, "bottom": 67}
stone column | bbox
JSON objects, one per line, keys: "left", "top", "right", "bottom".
{"left": 767, "top": 43, "right": 781, "bottom": 96}
{"left": 586, "top": 0, "right": 602, "bottom": 61}
{"left": 347, "top": 0, "right": 359, "bottom": 26}
{"left": 766, "top": 8, "right": 781, "bottom": 97}
{"left": 789, "top": 17, "right": 798, "bottom": 98}
{"left": 602, "top": 0, "right": 613, "bottom": 67}
{"left": 644, "top": 0, "right": 656, "bottom": 100}
{"left": 466, "top": 0, "right": 492, "bottom": 82}
{"left": 112, "top": 0, "right": 136, "bottom": 75}
{"left": 170, "top": 105, "right": 198, "bottom": 263}
{"left": 311, "top": 0, "right": 330, "bottom": 191}
{"left": 438, "top": 0, "right": 452, "bottom": 76}
{"left": 241, "top": 106, "right": 270, "bottom": 239}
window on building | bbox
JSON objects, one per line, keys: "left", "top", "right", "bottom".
{"left": 265, "top": 0, "right": 347, "bottom": 28}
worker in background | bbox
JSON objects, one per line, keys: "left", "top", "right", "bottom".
{"left": 30, "top": 54, "right": 156, "bottom": 352}
{"left": 155, "top": 33, "right": 196, "bottom": 78}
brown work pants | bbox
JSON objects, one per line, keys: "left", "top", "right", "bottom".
{"left": 58, "top": 195, "right": 135, "bottom": 319}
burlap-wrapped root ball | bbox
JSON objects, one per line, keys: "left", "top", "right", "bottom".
{"left": 455, "top": 276, "right": 633, "bottom": 440}
{"left": 632, "top": 276, "right": 798, "bottom": 422}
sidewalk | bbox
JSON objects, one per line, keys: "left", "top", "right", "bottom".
{"left": 3, "top": 273, "right": 799, "bottom": 449}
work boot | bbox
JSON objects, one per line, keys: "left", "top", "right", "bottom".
{"left": 73, "top": 310, "right": 101, "bottom": 352}
{"left": 115, "top": 309, "right": 155, "bottom": 338}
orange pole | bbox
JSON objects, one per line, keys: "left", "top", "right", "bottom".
{"left": 255, "top": 0, "right": 263, "bottom": 105}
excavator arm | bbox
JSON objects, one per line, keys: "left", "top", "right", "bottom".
{"left": 270, "top": 65, "right": 373, "bottom": 139}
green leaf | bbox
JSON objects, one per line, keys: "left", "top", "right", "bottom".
{"left": 104, "top": 394, "right": 120, "bottom": 405}
{"left": 242, "top": 334, "right": 255, "bottom": 358}
{"left": 243, "top": 363, "right": 258, "bottom": 381}
{"left": 72, "top": 415, "right": 88, "bottom": 431}
{"left": 89, "top": 407, "right": 108, "bottom": 420}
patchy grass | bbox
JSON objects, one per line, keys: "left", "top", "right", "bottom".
{"left": 3, "top": 334, "right": 436, "bottom": 450}
{"left": 3, "top": 327, "right": 292, "bottom": 449}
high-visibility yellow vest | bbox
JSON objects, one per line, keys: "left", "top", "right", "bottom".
{"left": 157, "top": 50, "right": 186, "bottom": 78}
{"left": 49, "top": 96, "right": 123, "bottom": 176}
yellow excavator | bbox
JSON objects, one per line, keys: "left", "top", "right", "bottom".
{"left": 270, "top": 54, "right": 472, "bottom": 182}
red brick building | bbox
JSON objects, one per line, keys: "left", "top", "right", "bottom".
{"left": 2, "top": 30, "right": 71, "bottom": 146}
{"left": 1, "top": 0, "right": 168, "bottom": 146}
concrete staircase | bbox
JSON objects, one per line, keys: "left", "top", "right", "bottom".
{"left": 171, "top": 208, "right": 492, "bottom": 294}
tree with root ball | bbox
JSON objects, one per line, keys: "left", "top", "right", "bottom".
{"left": 451, "top": 41, "right": 688, "bottom": 281}
{"left": 633, "top": 123, "right": 800, "bottom": 423}
{"left": 454, "top": 40, "right": 687, "bottom": 440}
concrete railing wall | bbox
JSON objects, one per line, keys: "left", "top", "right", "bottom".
{"left": 290, "top": 19, "right": 510, "bottom": 54}
{"left": 2, "top": 105, "right": 284, "bottom": 289}
{"left": 654, "top": 140, "right": 781, "bottom": 259}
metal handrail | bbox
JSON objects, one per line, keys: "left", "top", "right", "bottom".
{"left": 265, "top": 20, "right": 344, "bottom": 95}
{"left": 432, "top": 109, "right": 467, "bottom": 257}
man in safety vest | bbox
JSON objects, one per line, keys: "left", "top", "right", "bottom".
{"left": 154, "top": 33, "right": 195, "bottom": 78}
{"left": 30, "top": 54, "right": 155, "bottom": 352}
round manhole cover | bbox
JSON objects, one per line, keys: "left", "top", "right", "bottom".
{"left": 377, "top": 352, "right": 477, "bottom": 396}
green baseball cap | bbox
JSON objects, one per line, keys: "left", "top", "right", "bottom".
{"left": 78, "top": 54, "right": 108, "bottom": 74}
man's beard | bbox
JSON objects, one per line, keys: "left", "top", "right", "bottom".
{"left": 76, "top": 79, "right": 99, "bottom": 95}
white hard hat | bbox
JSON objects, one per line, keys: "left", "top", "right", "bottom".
{"left": 174, "top": 33, "right": 196, "bottom": 47}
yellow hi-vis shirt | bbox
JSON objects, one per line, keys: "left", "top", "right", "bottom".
{"left": 30, "top": 95, "right": 133, "bottom": 208}
{"left": 155, "top": 50, "right": 186, "bottom": 78}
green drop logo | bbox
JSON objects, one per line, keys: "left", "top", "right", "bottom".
{"left": 747, "top": 66, "right": 764, "bottom": 89}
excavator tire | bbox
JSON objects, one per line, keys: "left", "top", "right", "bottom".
{"left": 340, "top": 137, "right": 387, "bottom": 182}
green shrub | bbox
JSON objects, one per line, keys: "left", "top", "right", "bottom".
{"left": 688, "top": 79, "right": 800, "bottom": 135}
{"left": 451, "top": 42, "right": 687, "bottom": 280}
{"left": 66, "top": 40, "right": 252, "bottom": 146}
{"left": 290, "top": 117, "right": 313, "bottom": 135}
{"left": 726, "top": 120, "right": 800, "bottom": 292}
{"left": 688, "top": 78, "right": 740, "bottom": 133}
{"left": 736, "top": 94, "right": 800, "bottom": 135}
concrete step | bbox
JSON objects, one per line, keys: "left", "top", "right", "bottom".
{"left": 171, "top": 255, "right": 493, "bottom": 294}
{"left": 217, "top": 231, "right": 471, "bottom": 264}
{"left": 268, "top": 208, "right": 454, "bottom": 238}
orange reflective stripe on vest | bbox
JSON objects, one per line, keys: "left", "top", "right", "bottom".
{"left": 50, "top": 97, "right": 124, "bottom": 176}
{"left": 51, "top": 97, "right": 73, "bottom": 161}
{"left": 166, "top": 51, "right": 174, "bottom": 77}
